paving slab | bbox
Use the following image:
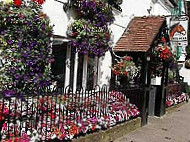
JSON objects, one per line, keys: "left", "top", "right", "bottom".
{"left": 114, "top": 102, "right": 190, "bottom": 142}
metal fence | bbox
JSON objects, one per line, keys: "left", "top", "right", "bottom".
{"left": 0, "top": 85, "right": 143, "bottom": 141}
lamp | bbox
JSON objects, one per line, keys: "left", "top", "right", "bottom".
{"left": 147, "top": 56, "right": 150, "bottom": 62}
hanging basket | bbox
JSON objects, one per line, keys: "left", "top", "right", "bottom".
{"left": 153, "top": 45, "right": 173, "bottom": 62}
{"left": 185, "top": 60, "right": 190, "bottom": 69}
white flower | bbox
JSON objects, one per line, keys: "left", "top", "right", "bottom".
{"left": 27, "top": 130, "right": 31, "bottom": 136}
{"left": 96, "top": 125, "right": 101, "bottom": 129}
{"left": 78, "top": 123, "right": 82, "bottom": 127}
{"left": 51, "top": 134, "right": 56, "bottom": 139}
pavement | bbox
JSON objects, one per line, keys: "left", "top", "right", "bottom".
{"left": 114, "top": 102, "right": 190, "bottom": 142}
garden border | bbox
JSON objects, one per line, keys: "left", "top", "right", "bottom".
{"left": 166, "top": 99, "right": 189, "bottom": 114}
{"left": 72, "top": 117, "right": 141, "bottom": 142}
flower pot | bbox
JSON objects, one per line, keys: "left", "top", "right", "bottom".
{"left": 120, "top": 76, "right": 130, "bottom": 87}
{"left": 185, "top": 60, "right": 190, "bottom": 69}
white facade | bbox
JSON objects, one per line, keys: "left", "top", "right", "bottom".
{"left": 42, "top": 0, "right": 181, "bottom": 88}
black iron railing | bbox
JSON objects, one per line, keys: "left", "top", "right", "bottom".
{"left": 0, "top": 85, "right": 142, "bottom": 141}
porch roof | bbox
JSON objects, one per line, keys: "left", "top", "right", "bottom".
{"left": 114, "top": 16, "right": 166, "bottom": 52}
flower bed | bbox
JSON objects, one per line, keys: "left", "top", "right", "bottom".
{"left": 166, "top": 93, "right": 188, "bottom": 107}
{"left": 0, "top": 91, "right": 140, "bottom": 141}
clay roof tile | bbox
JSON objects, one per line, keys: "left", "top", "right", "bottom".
{"left": 114, "top": 16, "right": 166, "bottom": 52}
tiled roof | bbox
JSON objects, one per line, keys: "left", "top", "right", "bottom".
{"left": 114, "top": 16, "right": 166, "bottom": 52}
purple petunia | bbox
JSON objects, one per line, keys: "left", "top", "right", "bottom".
{"left": 3, "top": 90, "right": 15, "bottom": 97}
{"left": 14, "top": 74, "right": 20, "bottom": 79}
{"left": 22, "top": 53, "right": 28, "bottom": 57}
{"left": 17, "top": 42, "right": 22, "bottom": 48}
{"left": 7, "top": 40, "right": 13, "bottom": 45}
{"left": 30, "top": 43, "right": 34, "bottom": 47}
{"left": 0, "top": 29, "right": 6, "bottom": 35}
{"left": 41, "top": 24, "right": 45, "bottom": 30}
{"left": 27, "top": 21, "right": 31, "bottom": 26}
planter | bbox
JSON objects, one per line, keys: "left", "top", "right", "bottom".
{"left": 185, "top": 60, "right": 190, "bottom": 69}
{"left": 72, "top": 117, "right": 141, "bottom": 142}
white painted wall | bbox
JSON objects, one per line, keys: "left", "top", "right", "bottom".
{"left": 153, "top": 1, "right": 171, "bottom": 15}
{"left": 97, "top": 51, "right": 112, "bottom": 86}
{"left": 42, "top": 0, "right": 74, "bottom": 36}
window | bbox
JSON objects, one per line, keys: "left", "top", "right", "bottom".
{"left": 51, "top": 42, "right": 99, "bottom": 90}
{"left": 86, "top": 57, "right": 98, "bottom": 89}
{"left": 77, "top": 55, "right": 84, "bottom": 88}
{"left": 51, "top": 42, "right": 67, "bottom": 87}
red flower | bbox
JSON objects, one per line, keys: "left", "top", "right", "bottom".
{"left": 37, "top": 0, "right": 45, "bottom": 4}
{"left": 9, "top": 133, "right": 13, "bottom": 137}
{"left": 162, "top": 47, "right": 169, "bottom": 54}
{"left": 51, "top": 113, "right": 56, "bottom": 119}
{"left": 14, "top": 137, "right": 21, "bottom": 142}
{"left": 72, "top": 32, "right": 78, "bottom": 37}
{"left": 124, "top": 71, "right": 128, "bottom": 76}
{"left": 92, "top": 125, "right": 96, "bottom": 131}
{"left": 125, "top": 56, "right": 131, "bottom": 61}
{"left": 42, "top": 123, "right": 46, "bottom": 127}
{"left": 69, "top": 123, "right": 78, "bottom": 135}
{"left": 0, "top": 115, "right": 4, "bottom": 122}
{"left": 39, "top": 98, "right": 44, "bottom": 104}
{"left": 33, "top": 0, "right": 45, "bottom": 4}
{"left": 161, "top": 37, "right": 166, "bottom": 43}
{"left": 14, "top": 0, "right": 22, "bottom": 7}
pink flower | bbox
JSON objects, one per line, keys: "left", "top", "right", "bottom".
{"left": 3, "top": 108, "right": 9, "bottom": 115}
{"left": 4, "top": 139, "right": 12, "bottom": 142}
{"left": 2, "top": 123, "right": 7, "bottom": 131}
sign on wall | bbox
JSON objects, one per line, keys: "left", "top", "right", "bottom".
{"left": 170, "top": 16, "right": 188, "bottom": 47}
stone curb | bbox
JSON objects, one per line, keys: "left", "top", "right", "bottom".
{"left": 72, "top": 117, "right": 141, "bottom": 142}
{"left": 166, "top": 100, "right": 189, "bottom": 114}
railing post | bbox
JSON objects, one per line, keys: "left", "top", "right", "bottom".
{"left": 141, "top": 53, "right": 150, "bottom": 126}
{"left": 155, "top": 62, "right": 168, "bottom": 116}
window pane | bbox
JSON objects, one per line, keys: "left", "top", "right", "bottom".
{"left": 87, "top": 57, "right": 97, "bottom": 89}
{"left": 77, "top": 55, "right": 84, "bottom": 88}
{"left": 51, "top": 42, "right": 67, "bottom": 87}
{"left": 69, "top": 48, "right": 75, "bottom": 88}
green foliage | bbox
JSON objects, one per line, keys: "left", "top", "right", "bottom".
{"left": 0, "top": 1, "right": 53, "bottom": 95}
